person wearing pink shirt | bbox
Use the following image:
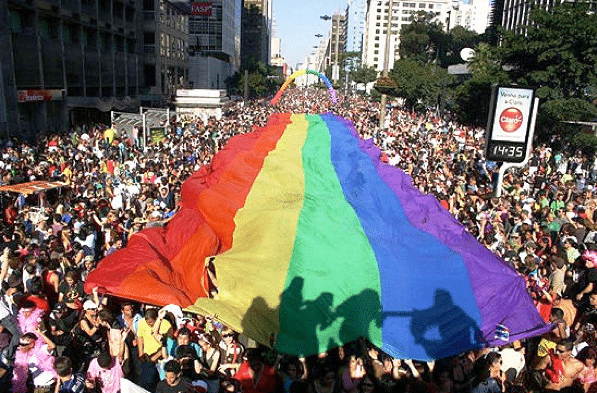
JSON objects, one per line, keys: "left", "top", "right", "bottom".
{"left": 86, "top": 350, "right": 126, "bottom": 393}
{"left": 17, "top": 300, "right": 45, "bottom": 339}
{"left": 12, "top": 331, "right": 57, "bottom": 393}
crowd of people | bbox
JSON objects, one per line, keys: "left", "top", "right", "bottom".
{"left": 0, "top": 88, "right": 596, "bottom": 393}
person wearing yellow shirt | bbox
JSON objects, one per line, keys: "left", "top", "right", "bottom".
{"left": 137, "top": 308, "right": 173, "bottom": 391}
{"left": 62, "top": 164, "right": 73, "bottom": 186}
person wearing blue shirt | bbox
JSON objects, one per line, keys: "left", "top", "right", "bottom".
{"left": 54, "top": 356, "right": 87, "bottom": 393}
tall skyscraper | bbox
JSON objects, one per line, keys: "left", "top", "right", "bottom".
{"left": 325, "top": 10, "right": 347, "bottom": 75}
{"left": 448, "top": 0, "right": 491, "bottom": 34}
{"left": 187, "top": 0, "right": 242, "bottom": 89}
{"left": 346, "top": 0, "right": 367, "bottom": 53}
{"left": 241, "top": 0, "right": 273, "bottom": 66}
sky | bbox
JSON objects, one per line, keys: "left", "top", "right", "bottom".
{"left": 273, "top": 0, "right": 347, "bottom": 69}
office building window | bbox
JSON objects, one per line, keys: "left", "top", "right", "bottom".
{"left": 144, "top": 64, "right": 156, "bottom": 86}
{"left": 143, "top": 0, "right": 155, "bottom": 11}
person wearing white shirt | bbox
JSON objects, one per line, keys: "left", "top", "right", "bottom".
{"left": 499, "top": 343, "right": 525, "bottom": 382}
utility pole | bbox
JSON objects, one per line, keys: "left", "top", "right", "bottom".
{"left": 379, "top": 0, "right": 395, "bottom": 133}
{"left": 244, "top": 69, "right": 249, "bottom": 101}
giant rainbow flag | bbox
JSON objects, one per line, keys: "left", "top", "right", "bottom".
{"left": 86, "top": 74, "right": 551, "bottom": 360}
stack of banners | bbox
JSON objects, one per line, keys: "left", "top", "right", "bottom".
{"left": 86, "top": 113, "right": 551, "bottom": 360}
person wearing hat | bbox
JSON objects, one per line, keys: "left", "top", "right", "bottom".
{"left": 575, "top": 250, "right": 597, "bottom": 303}
{"left": 12, "top": 331, "right": 57, "bottom": 393}
{"left": 50, "top": 302, "right": 78, "bottom": 336}
{"left": 71, "top": 299, "right": 104, "bottom": 372}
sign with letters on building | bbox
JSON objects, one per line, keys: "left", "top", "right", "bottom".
{"left": 485, "top": 86, "right": 536, "bottom": 163}
{"left": 17, "top": 90, "right": 63, "bottom": 103}
{"left": 191, "top": 2, "right": 212, "bottom": 16}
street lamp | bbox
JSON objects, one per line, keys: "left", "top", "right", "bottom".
{"left": 315, "top": 34, "right": 323, "bottom": 38}
{"left": 320, "top": 15, "right": 331, "bottom": 21}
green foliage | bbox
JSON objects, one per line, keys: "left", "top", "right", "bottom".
{"left": 237, "top": 60, "right": 283, "bottom": 99}
{"left": 495, "top": 2, "right": 597, "bottom": 144}
{"left": 536, "top": 98, "right": 597, "bottom": 145}
{"left": 399, "top": 11, "right": 444, "bottom": 64}
{"left": 569, "top": 132, "right": 597, "bottom": 156}
{"left": 540, "top": 98, "right": 597, "bottom": 123}
{"left": 350, "top": 65, "right": 378, "bottom": 84}
{"left": 452, "top": 43, "right": 509, "bottom": 125}
{"left": 399, "top": 12, "right": 481, "bottom": 67}
{"left": 389, "top": 59, "right": 452, "bottom": 110}
{"left": 443, "top": 26, "right": 482, "bottom": 67}
{"left": 499, "top": 2, "right": 597, "bottom": 100}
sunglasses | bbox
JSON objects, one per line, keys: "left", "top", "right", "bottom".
{"left": 222, "top": 334, "right": 234, "bottom": 338}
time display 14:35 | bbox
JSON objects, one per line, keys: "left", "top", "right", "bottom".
{"left": 488, "top": 143, "right": 525, "bottom": 162}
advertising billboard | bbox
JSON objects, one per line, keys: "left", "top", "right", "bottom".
{"left": 485, "top": 86, "right": 536, "bottom": 163}
{"left": 191, "top": 2, "right": 212, "bottom": 16}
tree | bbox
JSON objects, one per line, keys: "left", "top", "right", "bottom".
{"left": 350, "top": 65, "right": 377, "bottom": 84}
{"left": 389, "top": 59, "right": 452, "bottom": 111}
{"left": 497, "top": 2, "right": 597, "bottom": 143}
{"left": 452, "top": 43, "right": 509, "bottom": 126}
{"left": 442, "top": 25, "right": 482, "bottom": 67}
{"left": 399, "top": 11, "right": 448, "bottom": 65}
{"left": 537, "top": 98, "right": 597, "bottom": 150}
{"left": 499, "top": 2, "right": 597, "bottom": 100}
{"left": 237, "top": 60, "right": 283, "bottom": 98}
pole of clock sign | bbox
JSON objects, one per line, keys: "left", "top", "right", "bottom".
{"left": 484, "top": 85, "right": 539, "bottom": 198}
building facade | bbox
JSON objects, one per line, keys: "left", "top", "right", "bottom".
{"left": 187, "top": 0, "right": 241, "bottom": 89}
{"left": 140, "top": 0, "right": 188, "bottom": 107}
{"left": 1, "top": 0, "right": 143, "bottom": 139}
{"left": 241, "top": 0, "right": 272, "bottom": 66}
{"left": 270, "top": 36, "right": 285, "bottom": 67}
{"left": 362, "top": 0, "right": 489, "bottom": 71}
{"left": 448, "top": 0, "right": 491, "bottom": 34}
{"left": 363, "top": 0, "right": 451, "bottom": 72}
{"left": 324, "top": 10, "right": 347, "bottom": 78}
{"left": 346, "top": 0, "right": 367, "bottom": 53}
{"left": 500, "top": 0, "right": 563, "bottom": 32}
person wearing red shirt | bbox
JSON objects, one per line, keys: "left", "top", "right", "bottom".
{"left": 234, "top": 349, "right": 281, "bottom": 393}
{"left": 26, "top": 277, "right": 50, "bottom": 315}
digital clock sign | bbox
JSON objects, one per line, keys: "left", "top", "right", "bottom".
{"left": 485, "top": 86, "right": 536, "bottom": 163}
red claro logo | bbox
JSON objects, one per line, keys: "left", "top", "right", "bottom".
{"left": 499, "top": 108, "right": 523, "bottom": 132}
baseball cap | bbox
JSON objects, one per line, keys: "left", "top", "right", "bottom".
{"left": 83, "top": 300, "right": 98, "bottom": 310}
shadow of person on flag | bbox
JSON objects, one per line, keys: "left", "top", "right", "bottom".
{"left": 277, "top": 276, "right": 336, "bottom": 355}
{"left": 242, "top": 276, "right": 387, "bottom": 357}
{"left": 384, "top": 289, "right": 483, "bottom": 359}
{"left": 335, "top": 288, "right": 382, "bottom": 346}
{"left": 240, "top": 276, "right": 335, "bottom": 356}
